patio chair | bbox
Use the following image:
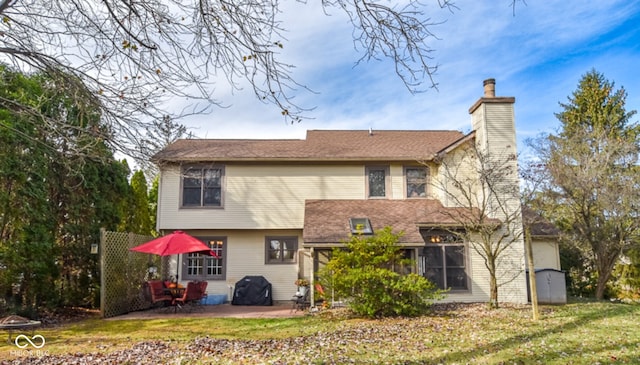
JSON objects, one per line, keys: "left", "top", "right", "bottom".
{"left": 196, "top": 281, "right": 208, "bottom": 305}
{"left": 173, "top": 282, "right": 202, "bottom": 311}
{"left": 291, "top": 287, "right": 310, "bottom": 312}
{"left": 182, "top": 281, "right": 209, "bottom": 310}
{"left": 146, "top": 281, "right": 172, "bottom": 307}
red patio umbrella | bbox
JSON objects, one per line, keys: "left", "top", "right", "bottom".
{"left": 130, "top": 230, "right": 219, "bottom": 282}
{"left": 130, "top": 230, "right": 218, "bottom": 257}
{"left": 130, "top": 231, "right": 218, "bottom": 305}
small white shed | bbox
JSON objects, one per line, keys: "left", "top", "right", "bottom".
{"left": 528, "top": 268, "right": 567, "bottom": 304}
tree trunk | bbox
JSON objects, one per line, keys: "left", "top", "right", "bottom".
{"left": 486, "top": 253, "right": 499, "bottom": 309}
{"left": 595, "top": 274, "right": 608, "bottom": 300}
{"left": 594, "top": 247, "right": 619, "bottom": 300}
{"left": 595, "top": 261, "right": 614, "bottom": 300}
{"left": 489, "top": 272, "right": 499, "bottom": 309}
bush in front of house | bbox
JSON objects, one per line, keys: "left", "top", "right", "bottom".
{"left": 319, "top": 227, "right": 446, "bottom": 318}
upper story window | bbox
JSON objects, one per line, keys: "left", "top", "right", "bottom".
{"left": 182, "top": 165, "right": 224, "bottom": 207}
{"left": 405, "top": 166, "right": 429, "bottom": 198}
{"left": 366, "top": 166, "right": 389, "bottom": 198}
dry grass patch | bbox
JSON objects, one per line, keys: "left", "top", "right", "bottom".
{"left": 0, "top": 301, "right": 638, "bottom": 364}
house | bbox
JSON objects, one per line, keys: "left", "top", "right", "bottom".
{"left": 152, "top": 79, "right": 557, "bottom": 304}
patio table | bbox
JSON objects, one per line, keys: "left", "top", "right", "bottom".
{"left": 165, "top": 287, "right": 186, "bottom": 313}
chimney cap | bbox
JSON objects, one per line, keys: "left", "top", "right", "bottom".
{"left": 469, "top": 78, "right": 515, "bottom": 114}
{"left": 483, "top": 78, "right": 496, "bottom": 86}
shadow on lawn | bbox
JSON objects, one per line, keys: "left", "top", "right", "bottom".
{"left": 427, "top": 302, "right": 638, "bottom": 364}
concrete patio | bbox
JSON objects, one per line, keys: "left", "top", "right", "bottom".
{"left": 108, "top": 302, "right": 307, "bottom": 320}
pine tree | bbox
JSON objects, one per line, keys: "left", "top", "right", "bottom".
{"left": 531, "top": 70, "right": 640, "bottom": 299}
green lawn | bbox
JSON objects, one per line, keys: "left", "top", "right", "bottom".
{"left": 1, "top": 301, "right": 638, "bottom": 364}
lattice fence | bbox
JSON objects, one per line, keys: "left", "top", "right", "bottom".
{"left": 100, "top": 229, "right": 164, "bottom": 318}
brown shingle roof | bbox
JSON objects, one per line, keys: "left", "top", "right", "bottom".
{"left": 522, "top": 206, "right": 561, "bottom": 237}
{"left": 303, "top": 199, "right": 495, "bottom": 244}
{"left": 153, "top": 130, "right": 466, "bottom": 162}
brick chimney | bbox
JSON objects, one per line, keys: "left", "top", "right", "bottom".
{"left": 483, "top": 78, "right": 496, "bottom": 98}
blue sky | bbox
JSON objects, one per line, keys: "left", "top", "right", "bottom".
{"left": 178, "top": 1, "right": 640, "bottom": 156}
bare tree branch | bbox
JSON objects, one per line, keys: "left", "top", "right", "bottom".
{"left": 0, "top": 0, "right": 455, "bottom": 165}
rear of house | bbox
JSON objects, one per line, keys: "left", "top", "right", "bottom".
{"left": 153, "top": 79, "right": 544, "bottom": 305}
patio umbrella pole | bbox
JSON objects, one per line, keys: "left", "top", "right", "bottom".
{"left": 309, "top": 247, "right": 314, "bottom": 308}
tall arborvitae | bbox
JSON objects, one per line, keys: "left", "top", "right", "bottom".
{"left": 0, "top": 65, "right": 130, "bottom": 310}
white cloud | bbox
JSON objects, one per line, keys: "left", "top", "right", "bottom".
{"left": 176, "top": 0, "right": 640, "bottom": 155}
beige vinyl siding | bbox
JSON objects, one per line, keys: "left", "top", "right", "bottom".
{"left": 431, "top": 124, "right": 528, "bottom": 303}
{"left": 389, "top": 164, "right": 405, "bottom": 199}
{"left": 441, "top": 243, "right": 491, "bottom": 303}
{"left": 470, "top": 103, "right": 485, "bottom": 149}
{"left": 175, "top": 230, "right": 302, "bottom": 302}
{"left": 432, "top": 145, "right": 480, "bottom": 208}
{"left": 494, "top": 237, "right": 527, "bottom": 303}
{"left": 484, "top": 103, "right": 518, "bottom": 156}
{"left": 434, "top": 235, "right": 526, "bottom": 304}
{"left": 156, "top": 168, "right": 167, "bottom": 233}
{"left": 477, "top": 102, "right": 527, "bottom": 303}
{"left": 448, "top": 234, "right": 526, "bottom": 304}
{"left": 158, "top": 164, "right": 365, "bottom": 230}
{"left": 528, "top": 239, "right": 561, "bottom": 270}
{"left": 471, "top": 102, "right": 517, "bottom": 158}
